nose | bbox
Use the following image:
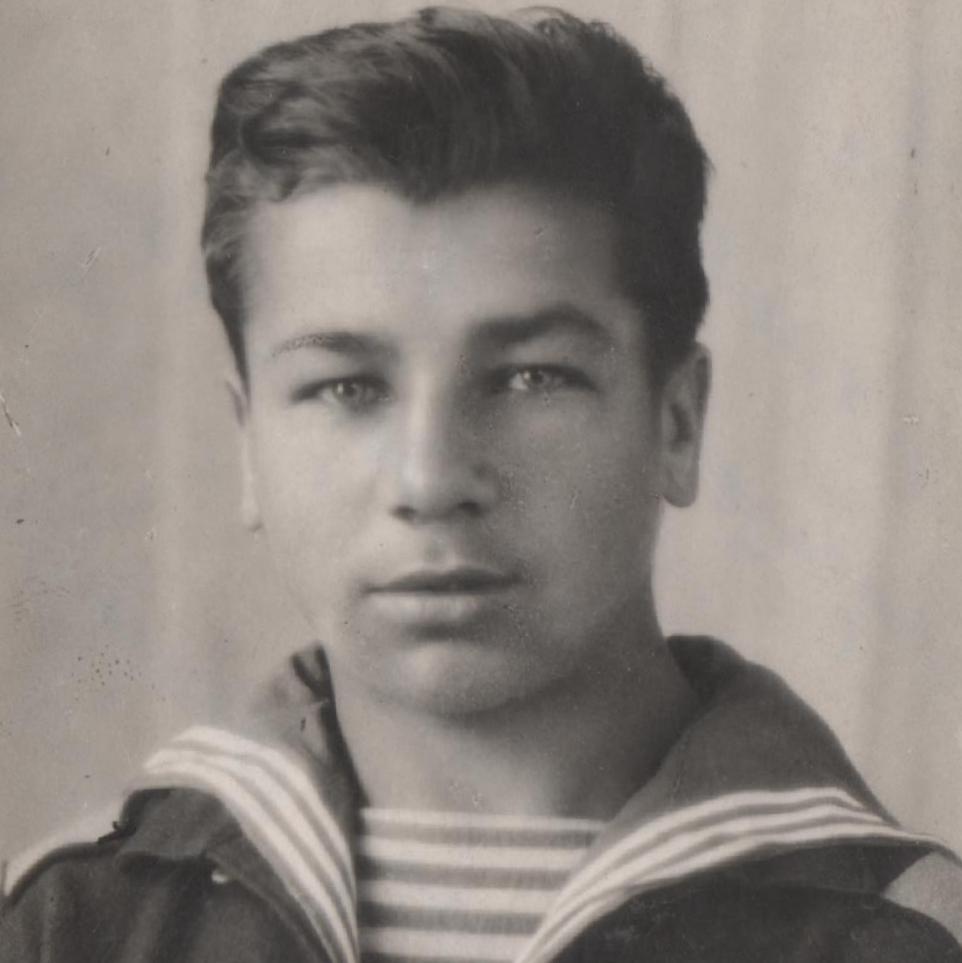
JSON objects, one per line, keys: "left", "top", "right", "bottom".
{"left": 383, "top": 390, "right": 499, "bottom": 523}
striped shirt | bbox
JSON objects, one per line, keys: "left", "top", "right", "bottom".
{"left": 356, "top": 807, "right": 604, "bottom": 963}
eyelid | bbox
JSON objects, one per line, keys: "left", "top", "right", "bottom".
{"left": 494, "top": 363, "right": 592, "bottom": 392}
{"left": 289, "top": 373, "right": 390, "bottom": 406}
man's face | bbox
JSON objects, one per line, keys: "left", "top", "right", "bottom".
{"left": 238, "top": 182, "right": 705, "bottom": 715}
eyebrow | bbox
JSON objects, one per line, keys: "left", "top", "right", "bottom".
{"left": 472, "top": 304, "right": 615, "bottom": 350}
{"left": 268, "top": 330, "right": 394, "bottom": 361}
{"left": 267, "top": 303, "right": 614, "bottom": 361}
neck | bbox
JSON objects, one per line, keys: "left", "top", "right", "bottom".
{"left": 331, "top": 608, "right": 698, "bottom": 821}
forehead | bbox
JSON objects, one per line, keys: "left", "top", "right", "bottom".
{"left": 241, "top": 182, "right": 644, "bottom": 361}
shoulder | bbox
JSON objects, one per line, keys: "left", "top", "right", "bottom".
{"left": 1, "top": 788, "right": 235, "bottom": 906}
{"left": 593, "top": 872, "right": 962, "bottom": 962}
{"left": 0, "top": 789, "right": 312, "bottom": 963}
{"left": 1, "top": 800, "right": 122, "bottom": 900}
{"left": 1, "top": 818, "right": 155, "bottom": 960}
{"left": 0, "top": 793, "right": 217, "bottom": 961}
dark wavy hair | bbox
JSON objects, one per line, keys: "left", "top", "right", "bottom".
{"left": 202, "top": 6, "right": 710, "bottom": 386}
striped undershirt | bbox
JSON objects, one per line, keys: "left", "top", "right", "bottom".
{"left": 356, "top": 807, "right": 604, "bottom": 963}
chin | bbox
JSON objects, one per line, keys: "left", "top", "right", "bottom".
{"left": 371, "top": 641, "right": 552, "bottom": 719}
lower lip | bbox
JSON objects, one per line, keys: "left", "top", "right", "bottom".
{"left": 368, "top": 588, "right": 513, "bottom": 626}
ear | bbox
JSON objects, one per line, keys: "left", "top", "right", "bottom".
{"left": 657, "top": 344, "right": 711, "bottom": 508}
{"left": 226, "top": 374, "right": 263, "bottom": 532}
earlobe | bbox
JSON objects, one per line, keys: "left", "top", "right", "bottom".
{"left": 659, "top": 345, "right": 711, "bottom": 509}
{"left": 225, "top": 375, "right": 264, "bottom": 532}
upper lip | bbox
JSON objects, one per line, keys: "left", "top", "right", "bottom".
{"left": 372, "top": 566, "right": 517, "bottom": 593}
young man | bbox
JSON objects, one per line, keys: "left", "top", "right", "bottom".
{"left": 2, "top": 7, "right": 960, "bottom": 961}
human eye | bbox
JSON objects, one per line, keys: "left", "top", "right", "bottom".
{"left": 290, "top": 374, "right": 390, "bottom": 412}
{"left": 496, "top": 365, "right": 592, "bottom": 394}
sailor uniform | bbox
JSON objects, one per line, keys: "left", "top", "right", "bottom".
{"left": 2, "top": 637, "right": 960, "bottom": 961}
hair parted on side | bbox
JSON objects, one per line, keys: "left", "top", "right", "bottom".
{"left": 202, "top": 6, "right": 710, "bottom": 385}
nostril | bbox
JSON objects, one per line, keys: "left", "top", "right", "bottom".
{"left": 393, "top": 504, "right": 416, "bottom": 523}
{"left": 392, "top": 497, "right": 484, "bottom": 523}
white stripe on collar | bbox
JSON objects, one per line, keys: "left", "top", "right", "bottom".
{"left": 175, "top": 727, "right": 352, "bottom": 874}
{"left": 518, "top": 787, "right": 940, "bottom": 963}
{"left": 137, "top": 725, "right": 357, "bottom": 963}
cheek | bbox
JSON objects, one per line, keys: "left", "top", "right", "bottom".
{"left": 505, "top": 404, "right": 657, "bottom": 510}
{"left": 251, "top": 431, "right": 370, "bottom": 584}
{"left": 254, "top": 417, "right": 369, "bottom": 510}
{"left": 507, "top": 416, "right": 660, "bottom": 576}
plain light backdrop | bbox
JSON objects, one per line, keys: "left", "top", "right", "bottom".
{"left": 2, "top": 0, "right": 961, "bottom": 853}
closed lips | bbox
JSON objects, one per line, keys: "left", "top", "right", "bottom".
{"left": 373, "top": 569, "right": 516, "bottom": 593}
